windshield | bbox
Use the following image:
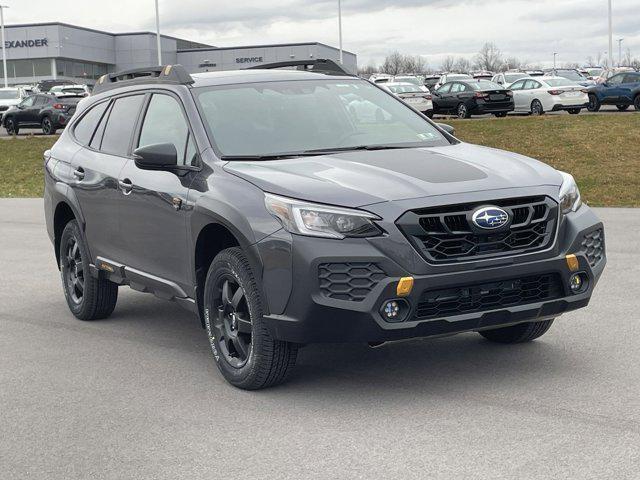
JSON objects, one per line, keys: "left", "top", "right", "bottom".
{"left": 193, "top": 79, "right": 449, "bottom": 158}
{"left": 468, "top": 80, "right": 504, "bottom": 90}
{"left": 544, "top": 78, "right": 579, "bottom": 87}
{"left": 0, "top": 89, "right": 20, "bottom": 100}
{"left": 504, "top": 73, "right": 528, "bottom": 83}
{"left": 554, "top": 70, "right": 585, "bottom": 80}
{"left": 388, "top": 84, "right": 422, "bottom": 94}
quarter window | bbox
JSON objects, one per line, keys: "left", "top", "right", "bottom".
{"left": 73, "top": 101, "right": 109, "bottom": 146}
{"left": 100, "top": 95, "right": 145, "bottom": 156}
{"left": 138, "top": 94, "right": 196, "bottom": 166}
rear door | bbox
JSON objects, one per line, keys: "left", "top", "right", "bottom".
{"left": 69, "top": 94, "right": 146, "bottom": 264}
{"left": 619, "top": 74, "right": 640, "bottom": 104}
{"left": 117, "top": 91, "right": 198, "bottom": 291}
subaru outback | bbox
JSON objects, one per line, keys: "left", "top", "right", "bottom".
{"left": 44, "top": 61, "right": 606, "bottom": 390}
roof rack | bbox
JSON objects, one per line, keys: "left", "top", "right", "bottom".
{"left": 92, "top": 65, "right": 194, "bottom": 94}
{"left": 247, "top": 59, "right": 353, "bottom": 76}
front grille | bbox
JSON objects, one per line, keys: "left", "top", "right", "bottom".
{"left": 318, "top": 263, "right": 386, "bottom": 301}
{"left": 397, "top": 196, "right": 558, "bottom": 263}
{"left": 415, "top": 273, "right": 564, "bottom": 320}
{"left": 581, "top": 229, "right": 604, "bottom": 267}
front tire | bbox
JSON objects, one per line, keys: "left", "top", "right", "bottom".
{"left": 530, "top": 100, "right": 544, "bottom": 115}
{"left": 59, "top": 220, "right": 118, "bottom": 320}
{"left": 479, "top": 319, "right": 554, "bottom": 343}
{"left": 457, "top": 103, "right": 471, "bottom": 119}
{"left": 587, "top": 94, "right": 601, "bottom": 112}
{"left": 203, "top": 247, "right": 298, "bottom": 390}
{"left": 42, "top": 116, "right": 56, "bottom": 135}
{"left": 5, "top": 117, "right": 19, "bottom": 135}
{"left": 634, "top": 95, "right": 640, "bottom": 111}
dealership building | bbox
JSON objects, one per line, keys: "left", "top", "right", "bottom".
{"left": 1, "top": 22, "right": 358, "bottom": 86}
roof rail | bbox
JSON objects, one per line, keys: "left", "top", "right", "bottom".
{"left": 246, "top": 59, "right": 353, "bottom": 76}
{"left": 92, "top": 65, "right": 194, "bottom": 94}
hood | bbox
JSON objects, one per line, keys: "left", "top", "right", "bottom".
{"left": 223, "top": 143, "right": 563, "bottom": 208}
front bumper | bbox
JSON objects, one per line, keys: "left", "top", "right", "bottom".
{"left": 257, "top": 203, "right": 605, "bottom": 344}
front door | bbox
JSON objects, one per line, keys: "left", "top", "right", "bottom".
{"left": 117, "top": 92, "right": 198, "bottom": 291}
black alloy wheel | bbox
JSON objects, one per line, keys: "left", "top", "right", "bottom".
{"left": 634, "top": 95, "right": 640, "bottom": 111}
{"left": 587, "top": 94, "right": 601, "bottom": 112}
{"left": 211, "top": 275, "right": 253, "bottom": 368}
{"left": 42, "top": 116, "right": 56, "bottom": 135}
{"left": 5, "top": 118, "right": 18, "bottom": 135}
{"left": 62, "top": 234, "right": 84, "bottom": 305}
{"left": 457, "top": 103, "right": 470, "bottom": 119}
{"left": 530, "top": 100, "right": 544, "bottom": 115}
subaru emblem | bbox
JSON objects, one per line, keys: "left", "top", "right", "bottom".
{"left": 472, "top": 206, "right": 510, "bottom": 229}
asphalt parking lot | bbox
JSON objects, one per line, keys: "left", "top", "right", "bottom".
{"left": 1, "top": 199, "right": 639, "bottom": 479}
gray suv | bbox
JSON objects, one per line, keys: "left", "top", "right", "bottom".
{"left": 44, "top": 61, "right": 606, "bottom": 390}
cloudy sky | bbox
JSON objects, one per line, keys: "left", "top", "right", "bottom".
{"left": 7, "top": 0, "right": 640, "bottom": 68}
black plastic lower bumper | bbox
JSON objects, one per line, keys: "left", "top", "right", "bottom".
{"left": 551, "top": 103, "right": 589, "bottom": 111}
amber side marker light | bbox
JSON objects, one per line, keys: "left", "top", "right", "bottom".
{"left": 566, "top": 254, "right": 579, "bottom": 272}
{"left": 396, "top": 277, "right": 414, "bottom": 297}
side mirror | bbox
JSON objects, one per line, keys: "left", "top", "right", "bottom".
{"left": 436, "top": 123, "right": 455, "bottom": 136}
{"left": 133, "top": 143, "right": 178, "bottom": 170}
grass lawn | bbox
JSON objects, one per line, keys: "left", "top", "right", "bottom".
{"left": 0, "top": 113, "right": 638, "bottom": 206}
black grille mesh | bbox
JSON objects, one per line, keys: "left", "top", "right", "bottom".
{"left": 581, "top": 229, "right": 604, "bottom": 267}
{"left": 319, "top": 263, "right": 386, "bottom": 301}
{"left": 397, "top": 197, "right": 558, "bottom": 263}
{"left": 415, "top": 273, "right": 564, "bottom": 320}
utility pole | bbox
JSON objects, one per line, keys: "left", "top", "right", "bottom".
{"left": 617, "top": 38, "right": 623, "bottom": 66}
{"left": 154, "top": 0, "right": 162, "bottom": 65}
{"left": 338, "top": 0, "right": 343, "bottom": 64}
{"left": 607, "top": 0, "right": 613, "bottom": 69}
{"left": 0, "top": 5, "right": 8, "bottom": 88}
{"left": 553, "top": 52, "right": 558, "bottom": 70}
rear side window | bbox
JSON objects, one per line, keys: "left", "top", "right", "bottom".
{"left": 624, "top": 74, "right": 640, "bottom": 84}
{"left": 100, "top": 95, "right": 145, "bottom": 156}
{"left": 73, "top": 101, "right": 109, "bottom": 145}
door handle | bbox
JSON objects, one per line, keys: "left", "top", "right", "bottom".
{"left": 73, "top": 167, "right": 85, "bottom": 180}
{"left": 118, "top": 178, "right": 133, "bottom": 195}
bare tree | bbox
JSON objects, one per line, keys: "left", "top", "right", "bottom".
{"left": 453, "top": 57, "right": 472, "bottom": 73}
{"left": 358, "top": 62, "right": 378, "bottom": 77}
{"left": 381, "top": 51, "right": 405, "bottom": 75}
{"left": 440, "top": 55, "right": 456, "bottom": 72}
{"left": 623, "top": 48, "right": 633, "bottom": 66}
{"left": 403, "top": 55, "right": 428, "bottom": 74}
{"left": 503, "top": 56, "right": 524, "bottom": 71}
{"left": 474, "top": 42, "right": 503, "bottom": 72}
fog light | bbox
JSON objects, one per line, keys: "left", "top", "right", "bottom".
{"left": 380, "top": 299, "right": 410, "bottom": 323}
{"left": 569, "top": 273, "right": 586, "bottom": 293}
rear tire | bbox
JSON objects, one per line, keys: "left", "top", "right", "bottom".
{"left": 42, "top": 116, "right": 56, "bottom": 135}
{"left": 530, "top": 100, "right": 544, "bottom": 115}
{"left": 457, "top": 103, "right": 471, "bottom": 119}
{"left": 479, "top": 319, "right": 554, "bottom": 343}
{"left": 203, "top": 247, "right": 298, "bottom": 390}
{"left": 5, "top": 117, "right": 19, "bottom": 135}
{"left": 587, "top": 94, "right": 601, "bottom": 112}
{"left": 634, "top": 95, "right": 640, "bottom": 111}
{"left": 616, "top": 104, "right": 630, "bottom": 111}
{"left": 567, "top": 108, "right": 581, "bottom": 115}
{"left": 59, "top": 220, "right": 118, "bottom": 320}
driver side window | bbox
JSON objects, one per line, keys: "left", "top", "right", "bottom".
{"left": 437, "top": 83, "right": 452, "bottom": 94}
{"left": 608, "top": 74, "right": 624, "bottom": 85}
{"left": 20, "top": 96, "right": 35, "bottom": 108}
{"left": 138, "top": 94, "right": 197, "bottom": 166}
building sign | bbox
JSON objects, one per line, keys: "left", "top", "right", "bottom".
{"left": 235, "top": 56, "right": 263, "bottom": 64}
{"left": 5, "top": 38, "right": 48, "bottom": 49}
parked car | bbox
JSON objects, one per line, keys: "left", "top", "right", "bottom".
{"left": 434, "top": 73, "right": 472, "bottom": 90}
{"left": 509, "top": 77, "right": 588, "bottom": 115}
{"left": 392, "top": 75, "right": 428, "bottom": 92}
{"left": 381, "top": 82, "right": 433, "bottom": 117}
{"left": 2, "top": 93, "right": 81, "bottom": 135}
{"left": 595, "top": 67, "right": 636, "bottom": 84}
{"left": 369, "top": 73, "right": 393, "bottom": 84}
{"left": 423, "top": 74, "right": 441, "bottom": 90}
{"left": 491, "top": 71, "right": 529, "bottom": 87}
{"left": 472, "top": 70, "right": 494, "bottom": 80}
{"left": 50, "top": 84, "right": 90, "bottom": 97}
{"left": 586, "top": 71, "right": 640, "bottom": 111}
{"left": 0, "top": 87, "right": 27, "bottom": 117}
{"left": 525, "top": 70, "right": 545, "bottom": 77}
{"left": 44, "top": 61, "right": 605, "bottom": 390}
{"left": 543, "top": 69, "right": 594, "bottom": 87}
{"left": 432, "top": 79, "right": 514, "bottom": 118}
{"left": 35, "top": 79, "right": 77, "bottom": 93}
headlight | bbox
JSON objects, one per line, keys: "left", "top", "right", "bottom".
{"left": 264, "top": 193, "right": 382, "bottom": 239}
{"left": 558, "top": 171, "right": 582, "bottom": 214}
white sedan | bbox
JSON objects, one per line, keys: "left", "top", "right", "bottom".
{"left": 381, "top": 82, "right": 433, "bottom": 117}
{"left": 508, "top": 76, "right": 589, "bottom": 115}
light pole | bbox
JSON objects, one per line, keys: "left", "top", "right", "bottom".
{"left": 617, "top": 38, "right": 624, "bottom": 66}
{"left": 607, "top": 0, "right": 613, "bottom": 69}
{"left": 338, "top": 0, "right": 343, "bottom": 64}
{"left": 553, "top": 52, "right": 558, "bottom": 70}
{"left": 0, "top": 5, "right": 8, "bottom": 88}
{"left": 154, "top": 0, "right": 162, "bottom": 65}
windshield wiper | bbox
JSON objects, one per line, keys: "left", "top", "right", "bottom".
{"left": 220, "top": 144, "right": 422, "bottom": 161}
